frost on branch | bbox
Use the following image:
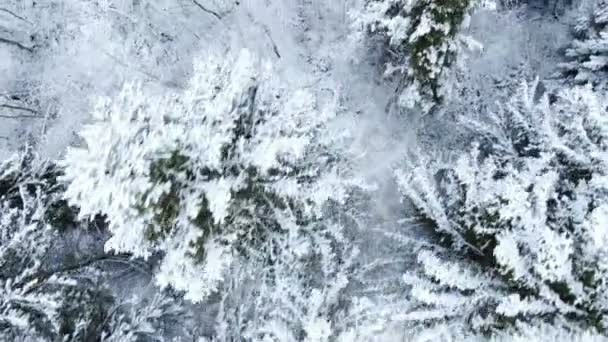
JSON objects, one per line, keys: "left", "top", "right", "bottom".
{"left": 395, "top": 80, "right": 608, "bottom": 334}
{"left": 63, "top": 49, "right": 354, "bottom": 302}
{"left": 355, "top": 0, "right": 475, "bottom": 112}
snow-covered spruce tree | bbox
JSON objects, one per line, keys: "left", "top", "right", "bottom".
{"left": 356, "top": 0, "right": 475, "bottom": 112}
{"left": 62, "top": 49, "right": 357, "bottom": 304}
{"left": 395, "top": 80, "right": 608, "bottom": 335}
{"left": 559, "top": 0, "right": 608, "bottom": 88}
{"left": 0, "top": 148, "right": 189, "bottom": 341}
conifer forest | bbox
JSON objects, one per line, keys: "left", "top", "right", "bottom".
{"left": 2, "top": 0, "right": 608, "bottom": 340}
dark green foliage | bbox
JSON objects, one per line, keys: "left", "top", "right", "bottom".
{"left": 406, "top": 0, "right": 471, "bottom": 102}
{"left": 366, "top": 0, "right": 472, "bottom": 108}
{"left": 144, "top": 152, "right": 189, "bottom": 241}
{"left": 189, "top": 197, "right": 215, "bottom": 261}
{"left": 149, "top": 151, "right": 189, "bottom": 184}
{"left": 139, "top": 102, "right": 319, "bottom": 264}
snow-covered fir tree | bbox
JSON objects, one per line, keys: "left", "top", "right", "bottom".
{"left": 395, "top": 79, "right": 608, "bottom": 336}
{"left": 62, "top": 49, "right": 361, "bottom": 304}
{"left": 355, "top": 0, "right": 476, "bottom": 112}
{"left": 559, "top": 0, "right": 608, "bottom": 88}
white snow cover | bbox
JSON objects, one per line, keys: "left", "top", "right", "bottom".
{"left": 3, "top": 0, "right": 608, "bottom": 340}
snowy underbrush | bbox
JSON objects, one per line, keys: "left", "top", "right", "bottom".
{"left": 0, "top": 148, "right": 190, "bottom": 341}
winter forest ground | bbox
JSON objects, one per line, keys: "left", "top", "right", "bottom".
{"left": 0, "top": 1, "right": 570, "bottom": 176}
{"left": 0, "top": 2, "right": 568, "bottom": 157}
{"left": 1, "top": 0, "right": 606, "bottom": 341}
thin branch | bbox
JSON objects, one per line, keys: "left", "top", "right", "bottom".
{"left": 192, "top": 0, "right": 222, "bottom": 20}
{"left": 0, "top": 8, "right": 32, "bottom": 24}
{"left": 101, "top": 302, "right": 129, "bottom": 332}
{"left": 0, "top": 114, "right": 41, "bottom": 119}
{"left": 0, "top": 104, "right": 40, "bottom": 119}
{"left": 262, "top": 25, "right": 281, "bottom": 59}
{"left": 245, "top": 12, "right": 281, "bottom": 59}
{"left": 23, "top": 254, "right": 151, "bottom": 294}
{"left": 1, "top": 104, "right": 38, "bottom": 115}
{"left": 0, "top": 36, "right": 33, "bottom": 52}
{"left": 103, "top": 256, "right": 153, "bottom": 276}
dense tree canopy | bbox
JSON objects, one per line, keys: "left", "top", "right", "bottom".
{"left": 2, "top": 0, "right": 608, "bottom": 341}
